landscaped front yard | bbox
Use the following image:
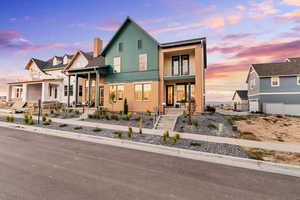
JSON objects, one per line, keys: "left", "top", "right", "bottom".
{"left": 0, "top": 115, "right": 248, "bottom": 159}
{"left": 86, "top": 110, "right": 155, "bottom": 129}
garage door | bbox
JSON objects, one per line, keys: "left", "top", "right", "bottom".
{"left": 264, "top": 103, "right": 300, "bottom": 116}
{"left": 249, "top": 100, "right": 259, "bottom": 112}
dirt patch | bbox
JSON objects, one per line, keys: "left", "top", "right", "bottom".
{"left": 233, "top": 115, "right": 300, "bottom": 145}
{"left": 244, "top": 147, "right": 300, "bottom": 166}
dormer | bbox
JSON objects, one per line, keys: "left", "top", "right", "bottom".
{"left": 63, "top": 55, "right": 69, "bottom": 64}
{"left": 53, "top": 56, "right": 62, "bottom": 66}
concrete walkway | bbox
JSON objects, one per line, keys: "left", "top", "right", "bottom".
{"left": 1, "top": 112, "right": 300, "bottom": 153}
{"left": 216, "top": 108, "right": 250, "bottom": 116}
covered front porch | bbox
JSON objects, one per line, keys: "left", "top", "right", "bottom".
{"left": 67, "top": 66, "right": 111, "bottom": 108}
{"left": 7, "top": 79, "right": 63, "bottom": 103}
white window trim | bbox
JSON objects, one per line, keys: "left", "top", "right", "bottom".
{"left": 271, "top": 76, "right": 280, "bottom": 87}
{"left": 139, "top": 53, "right": 147, "bottom": 71}
{"left": 297, "top": 76, "right": 300, "bottom": 85}
{"left": 113, "top": 57, "right": 121, "bottom": 73}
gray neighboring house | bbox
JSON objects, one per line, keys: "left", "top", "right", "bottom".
{"left": 246, "top": 57, "right": 300, "bottom": 115}
{"left": 232, "top": 90, "right": 248, "bottom": 111}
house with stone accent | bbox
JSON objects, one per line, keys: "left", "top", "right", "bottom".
{"left": 7, "top": 17, "right": 207, "bottom": 113}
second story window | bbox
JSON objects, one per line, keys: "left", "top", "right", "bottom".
{"left": 138, "top": 40, "right": 142, "bottom": 49}
{"left": 139, "top": 54, "right": 147, "bottom": 71}
{"left": 181, "top": 55, "right": 189, "bottom": 75}
{"left": 297, "top": 76, "right": 300, "bottom": 85}
{"left": 271, "top": 76, "right": 280, "bottom": 87}
{"left": 172, "top": 56, "right": 180, "bottom": 76}
{"left": 118, "top": 42, "right": 123, "bottom": 52}
{"left": 113, "top": 57, "right": 121, "bottom": 73}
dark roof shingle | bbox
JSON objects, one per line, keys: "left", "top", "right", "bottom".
{"left": 252, "top": 62, "right": 300, "bottom": 77}
{"left": 236, "top": 90, "right": 248, "bottom": 100}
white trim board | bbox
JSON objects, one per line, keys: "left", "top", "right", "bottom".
{"left": 249, "top": 92, "right": 300, "bottom": 97}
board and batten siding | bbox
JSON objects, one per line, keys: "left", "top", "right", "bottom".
{"left": 260, "top": 76, "right": 300, "bottom": 93}
{"left": 247, "top": 68, "right": 260, "bottom": 97}
{"left": 104, "top": 21, "right": 159, "bottom": 83}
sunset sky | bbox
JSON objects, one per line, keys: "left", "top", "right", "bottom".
{"left": 1, "top": 0, "right": 300, "bottom": 102}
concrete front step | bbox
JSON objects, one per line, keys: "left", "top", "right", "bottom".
{"left": 155, "top": 114, "right": 179, "bottom": 131}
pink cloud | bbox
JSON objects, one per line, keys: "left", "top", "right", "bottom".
{"left": 0, "top": 30, "right": 65, "bottom": 53}
{"left": 202, "top": 16, "right": 225, "bottom": 29}
{"left": 235, "top": 5, "right": 246, "bottom": 11}
{"left": 276, "top": 10, "right": 300, "bottom": 22}
{"left": 249, "top": 0, "right": 279, "bottom": 19}
{"left": 282, "top": 0, "right": 300, "bottom": 6}
{"left": 226, "top": 15, "right": 241, "bottom": 24}
{"left": 222, "top": 33, "right": 253, "bottom": 40}
{"left": 96, "top": 20, "right": 121, "bottom": 31}
{"left": 208, "top": 45, "right": 244, "bottom": 54}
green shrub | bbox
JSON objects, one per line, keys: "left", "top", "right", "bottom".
{"left": 111, "top": 114, "right": 119, "bottom": 121}
{"left": 114, "top": 130, "right": 122, "bottom": 138}
{"left": 162, "top": 133, "right": 168, "bottom": 143}
{"left": 172, "top": 136, "right": 177, "bottom": 145}
{"left": 128, "top": 126, "right": 133, "bottom": 134}
{"left": 50, "top": 110, "right": 54, "bottom": 114}
{"left": 28, "top": 119, "right": 35, "bottom": 125}
{"left": 123, "top": 98, "right": 128, "bottom": 115}
{"left": 93, "top": 127, "right": 102, "bottom": 132}
{"left": 59, "top": 123, "right": 68, "bottom": 128}
{"left": 88, "top": 114, "right": 94, "bottom": 119}
{"left": 47, "top": 119, "right": 52, "bottom": 123}
{"left": 192, "top": 120, "right": 198, "bottom": 127}
{"left": 122, "top": 116, "right": 130, "bottom": 121}
{"left": 24, "top": 114, "right": 29, "bottom": 124}
{"left": 62, "top": 114, "right": 69, "bottom": 119}
{"left": 74, "top": 126, "right": 82, "bottom": 130}
{"left": 139, "top": 128, "right": 142, "bottom": 134}
{"left": 134, "top": 116, "right": 141, "bottom": 121}
{"left": 42, "top": 115, "right": 47, "bottom": 122}
{"left": 105, "top": 114, "right": 110, "bottom": 120}
{"left": 208, "top": 123, "right": 217, "bottom": 130}
{"left": 68, "top": 109, "right": 73, "bottom": 113}
{"left": 146, "top": 110, "right": 151, "bottom": 116}
{"left": 175, "top": 133, "right": 180, "bottom": 140}
{"left": 75, "top": 110, "right": 80, "bottom": 115}
{"left": 127, "top": 129, "right": 132, "bottom": 138}
{"left": 43, "top": 121, "right": 50, "bottom": 126}
{"left": 164, "top": 131, "right": 169, "bottom": 138}
{"left": 5, "top": 116, "right": 10, "bottom": 122}
{"left": 128, "top": 112, "right": 132, "bottom": 118}
{"left": 190, "top": 142, "right": 201, "bottom": 146}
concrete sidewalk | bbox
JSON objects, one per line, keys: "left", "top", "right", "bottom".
{"left": 2, "top": 112, "right": 300, "bottom": 153}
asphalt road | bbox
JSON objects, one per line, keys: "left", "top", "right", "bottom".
{"left": 0, "top": 127, "right": 299, "bottom": 200}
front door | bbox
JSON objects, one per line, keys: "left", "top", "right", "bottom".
{"left": 166, "top": 85, "right": 174, "bottom": 106}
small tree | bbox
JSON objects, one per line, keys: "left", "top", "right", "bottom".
{"left": 109, "top": 92, "right": 116, "bottom": 112}
{"left": 123, "top": 98, "right": 128, "bottom": 115}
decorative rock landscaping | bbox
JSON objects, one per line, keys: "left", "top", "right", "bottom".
{"left": 174, "top": 113, "right": 233, "bottom": 137}
{"left": 0, "top": 115, "right": 248, "bottom": 158}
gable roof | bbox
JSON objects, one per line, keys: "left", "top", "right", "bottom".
{"left": 233, "top": 90, "right": 248, "bottom": 100}
{"left": 101, "top": 16, "right": 159, "bottom": 56}
{"left": 251, "top": 62, "right": 300, "bottom": 77}
{"left": 64, "top": 51, "right": 105, "bottom": 71}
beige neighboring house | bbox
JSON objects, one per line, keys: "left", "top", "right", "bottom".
{"left": 232, "top": 90, "right": 248, "bottom": 111}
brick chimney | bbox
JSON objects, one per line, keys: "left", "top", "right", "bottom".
{"left": 93, "top": 37, "right": 102, "bottom": 58}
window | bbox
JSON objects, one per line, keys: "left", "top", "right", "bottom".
{"left": 113, "top": 57, "right": 121, "bottom": 73}
{"left": 181, "top": 55, "right": 189, "bottom": 75}
{"left": 118, "top": 42, "right": 123, "bottom": 52}
{"left": 176, "top": 85, "right": 185, "bottom": 102}
{"left": 135, "top": 83, "right": 152, "bottom": 101}
{"left": 138, "top": 40, "right": 142, "bottom": 49}
{"left": 16, "top": 88, "right": 22, "bottom": 98}
{"left": 172, "top": 56, "right": 180, "bottom": 76}
{"left": 64, "top": 85, "right": 68, "bottom": 96}
{"left": 63, "top": 56, "right": 69, "bottom": 64}
{"left": 49, "top": 85, "right": 52, "bottom": 97}
{"left": 188, "top": 84, "right": 195, "bottom": 101}
{"left": 54, "top": 88, "right": 57, "bottom": 99}
{"left": 139, "top": 54, "right": 147, "bottom": 71}
{"left": 271, "top": 76, "right": 280, "bottom": 87}
{"left": 79, "top": 85, "right": 83, "bottom": 97}
{"left": 109, "top": 85, "right": 124, "bottom": 101}
{"left": 297, "top": 76, "right": 300, "bottom": 85}
{"left": 69, "top": 85, "right": 73, "bottom": 96}
{"left": 250, "top": 78, "right": 256, "bottom": 89}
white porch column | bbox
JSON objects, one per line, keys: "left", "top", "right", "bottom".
{"left": 41, "top": 82, "right": 49, "bottom": 102}
{"left": 22, "top": 83, "right": 28, "bottom": 102}
{"left": 7, "top": 85, "right": 12, "bottom": 102}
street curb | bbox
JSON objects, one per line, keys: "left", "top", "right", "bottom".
{"left": 0, "top": 121, "right": 299, "bottom": 178}
{"left": 2, "top": 113, "right": 300, "bottom": 153}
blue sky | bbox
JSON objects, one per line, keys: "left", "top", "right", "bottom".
{"left": 1, "top": 0, "right": 300, "bottom": 101}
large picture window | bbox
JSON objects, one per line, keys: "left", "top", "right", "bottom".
{"left": 110, "top": 85, "right": 124, "bottom": 101}
{"left": 135, "top": 83, "right": 152, "bottom": 101}
{"left": 175, "top": 83, "right": 195, "bottom": 103}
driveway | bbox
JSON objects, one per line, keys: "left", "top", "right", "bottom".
{"left": 0, "top": 127, "right": 299, "bottom": 200}
{"left": 216, "top": 108, "right": 250, "bottom": 116}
